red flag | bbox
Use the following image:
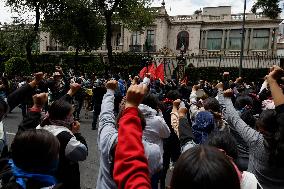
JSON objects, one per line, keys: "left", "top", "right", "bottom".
{"left": 156, "top": 63, "right": 164, "bottom": 82}
{"left": 139, "top": 67, "right": 147, "bottom": 78}
{"left": 148, "top": 63, "right": 156, "bottom": 79}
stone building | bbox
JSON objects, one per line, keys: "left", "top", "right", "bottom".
{"left": 40, "top": 3, "right": 282, "bottom": 56}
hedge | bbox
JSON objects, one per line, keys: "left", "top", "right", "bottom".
{"left": 185, "top": 67, "right": 269, "bottom": 82}
{"left": 5, "top": 57, "right": 30, "bottom": 76}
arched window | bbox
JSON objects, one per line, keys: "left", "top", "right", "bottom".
{"left": 176, "top": 31, "right": 189, "bottom": 51}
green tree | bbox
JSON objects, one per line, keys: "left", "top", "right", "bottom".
{"left": 42, "top": 0, "right": 105, "bottom": 72}
{"left": 0, "top": 19, "right": 33, "bottom": 57}
{"left": 252, "top": 0, "right": 281, "bottom": 19}
{"left": 5, "top": 0, "right": 51, "bottom": 66}
{"left": 94, "top": 0, "right": 155, "bottom": 70}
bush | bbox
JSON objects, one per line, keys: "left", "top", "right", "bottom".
{"left": 5, "top": 57, "right": 30, "bottom": 76}
{"left": 185, "top": 67, "right": 269, "bottom": 82}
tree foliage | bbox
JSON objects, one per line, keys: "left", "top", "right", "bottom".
{"left": 0, "top": 19, "right": 34, "bottom": 56}
{"left": 252, "top": 0, "right": 281, "bottom": 19}
{"left": 94, "top": 0, "right": 156, "bottom": 68}
{"left": 42, "top": 0, "right": 105, "bottom": 51}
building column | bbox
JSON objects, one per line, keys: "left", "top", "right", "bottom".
{"left": 204, "top": 30, "right": 208, "bottom": 50}
{"left": 249, "top": 28, "right": 254, "bottom": 50}
{"left": 273, "top": 28, "right": 278, "bottom": 55}
{"left": 200, "top": 30, "right": 204, "bottom": 49}
{"left": 244, "top": 29, "right": 249, "bottom": 55}
{"left": 221, "top": 29, "right": 226, "bottom": 50}
{"left": 226, "top": 29, "right": 231, "bottom": 53}
{"left": 269, "top": 28, "right": 273, "bottom": 50}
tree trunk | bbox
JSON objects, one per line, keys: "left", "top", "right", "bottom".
{"left": 105, "top": 13, "right": 113, "bottom": 77}
{"left": 26, "top": 4, "right": 40, "bottom": 71}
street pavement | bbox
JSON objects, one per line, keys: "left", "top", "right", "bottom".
{"left": 4, "top": 107, "right": 173, "bottom": 189}
{"left": 4, "top": 108, "right": 99, "bottom": 189}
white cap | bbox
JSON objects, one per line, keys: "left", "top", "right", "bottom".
{"left": 143, "top": 77, "right": 150, "bottom": 86}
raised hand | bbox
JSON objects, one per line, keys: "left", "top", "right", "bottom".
{"left": 224, "top": 89, "right": 233, "bottom": 98}
{"left": 67, "top": 83, "right": 81, "bottom": 97}
{"left": 71, "top": 121, "right": 80, "bottom": 134}
{"left": 178, "top": 107, "right": 188, "bottom": 118}
{"left": 32, "top": 93, "right": 48, "bottom": 108}
{"left": 235, "top": 77, "right": 242, "bottom": 84}
{"left": 215, "top": 82, "right": 224, "bottom": 90}
{"left": 29, "top": 72, "right": 44, "bottom": 88}
{"left": 132, "top": 76, "right": 140, "bottom": 85}
{"left": 106, "top": 80, "right": 118, "bottom": 91}
{"left": 173, "top": 99, "right": 181, "bottom": 108}
{"left": 266, "top": 65, "right": 284, "bottom": 83}
{"left": 192, "top": 85, "right": 200, "bottom": 91}
{"left": 125, "top": 84, "right": 148, "bottom": 109}
{"left": 34, "top": 72, "right": 44, "bottom": 83}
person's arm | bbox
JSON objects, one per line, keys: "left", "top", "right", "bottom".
{"left": 17, "top": 93, "right": 48, "bottom": 133}
{"left": 171, "top": 112, "right": 179, "bottom": 137}
{"left": 113, "top": 84, "right": 150, "bottom": 189}
{"left": 266, "top": 65, "right": 284, "bottom": 106}
{"left": 171, "top": 99, "right": 181, "bottom": 137}
{"left": 217, "top": 88, "right": 262, "bottom": 147}
{"left": 98, "top": 81, "right": 118, "bottom": 148}
{"left": 7, "top": 72, "right": 44, "bottom": 111}
{"left": 58, "top": 83, "right": 81, "bottom": 103}
{"left": 178, "top": 108, "right": 195, "bottom": 148}
{"left": 156, "top": 116, "right": 170, "bottom": 139}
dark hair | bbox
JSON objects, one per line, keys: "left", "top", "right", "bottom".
{"left": 165, "top": 90, "right": 181, "bottom": 101}
{"left": 207, "top": 131, "right": 238, "bottom": 160}
{"left": 142, "top": 93, "right": 159, "bottom": 110}
{"left": 203, "top": 98, "right": 220, "bottom": 113}
{"left": 256, "top": 110, "right": 284, "bottom": 167}
{"left": 170, "top": 145, "right": 240, "bottom": 189}
{"left": 11, "top": 129, "right": 60, "bottom": 174}
{"left": 116, "top": 108, "right": 146, "bottom": 130}
{"left": 234, "top": 95, "right": 253, "bottom": 110}
{"left": 41, "top": 100, "right": 73, "bottom": 126}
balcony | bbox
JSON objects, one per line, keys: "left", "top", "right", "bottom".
{"left": 143, "top": 45, "right": 156, "bottom": 52}
{"left": 129, "top": 45, "right": 142, "bottom": 52}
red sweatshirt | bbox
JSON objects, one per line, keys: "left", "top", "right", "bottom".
{"left": 113, "top": 107, "right": 151, "bottom": 189}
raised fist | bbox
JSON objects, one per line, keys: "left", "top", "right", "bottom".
{"left": 34, "top": 72, "right": 44, "bottom": 84}
{"left": 32, "top": 93, "right": 48, "bottom": 108}
{"left": 68, "top": 83, "right": 81, "bottom": 97}
{"left": 106, "top": 80, "right": 118, "bottom": 91}
{"left": 71, "top": 121, "right": 80, "bottom": 134}
{"left": 125, "top": 84, "right": 148, "bottom": 108}
{"left": 173, "top": 99, "right": 181, "bottom": 108}
{"left": 178, "top": 107, "right": 188, "bottom": 118}
{"left": 215, "top": 82, "right": 224, "bottom": 90}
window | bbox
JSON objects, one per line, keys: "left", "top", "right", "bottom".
{"left": 146, "top": 30, "right": 155, "bottom": 46}
{"left": 229, "top": 30, "right": 243, "bottom": 50}
{"left": 177, "top": 31, "right": 189, "bottom": 51}
{"left": 116, "top": 33, "right": 121, "bottom": 46}
{"left": 131, "top": 32, "right": 141, "bottom": 46}
{"left": 207, "top": 30, "right": 222, "bottom": 50}
{"left": 252, "top": 29, "right": 269, "bottom": 50}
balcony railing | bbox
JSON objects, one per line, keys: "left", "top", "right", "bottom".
{"left": 143, "top": 45, "right": 156, "bottom": 52}
{"left": 129, "top": 45, "right": 142, "bottom": 52}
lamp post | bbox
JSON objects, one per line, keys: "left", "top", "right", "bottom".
{"left": 239, "top": 0, "right": 247, "bottom": 77}
{"left": 145, "top": 36, "right": 152, "bottom": 73}
{"left": 177, "top": 44, "right": 186, "bottom": 81}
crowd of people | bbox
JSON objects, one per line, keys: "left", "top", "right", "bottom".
{"left": 0, "top": 64, "right": 282, "bottom": 189}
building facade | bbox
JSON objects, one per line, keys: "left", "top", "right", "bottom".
{"left": 40, "top": 5, "right": 282, "bottom": 56}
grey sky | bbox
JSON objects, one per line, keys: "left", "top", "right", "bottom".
{"left": 0, "top": 0, "right": 283, "bottom": 24}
